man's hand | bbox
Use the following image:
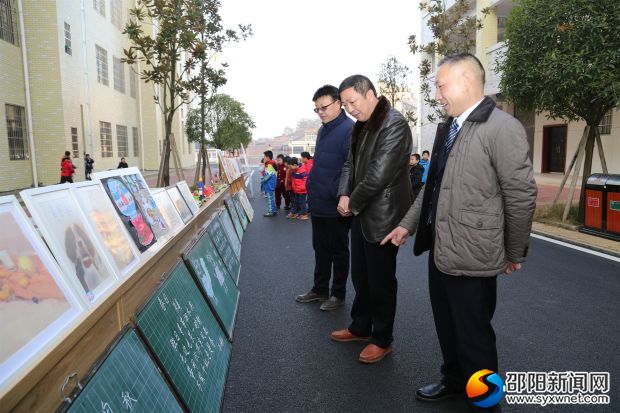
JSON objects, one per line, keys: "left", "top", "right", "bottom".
{"left": 380, "top": 226, "right": 409, "bottom": 246}
{"left": 337, "top": 196, "right": 352, "bottom": 217}
{"left": 505, "top": 262, "right": 522, "bottom": 274}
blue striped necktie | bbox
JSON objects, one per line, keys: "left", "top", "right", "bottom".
{"left": 445, "top": 118, "right": 459, "bottom": 153}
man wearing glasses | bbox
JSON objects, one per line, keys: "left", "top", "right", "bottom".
{"left": 296, "top": 85, "right": 354, "bottom": 312}
{"left": 331, "top": 75, "right": 413, "bottom": 363}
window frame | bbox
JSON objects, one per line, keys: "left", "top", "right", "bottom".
{"left": 100, "top": 121, "right": 113, "bottom": 158}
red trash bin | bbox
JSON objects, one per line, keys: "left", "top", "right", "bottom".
{"left": 605, "top": 175, "right": 620, "bottom": 235}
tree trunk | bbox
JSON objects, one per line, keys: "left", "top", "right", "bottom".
{"left": 577, "top": 125, "right": 597, "bottom": 223}
{"left": 157, "top": 132, "right": 171, "bottom": 187}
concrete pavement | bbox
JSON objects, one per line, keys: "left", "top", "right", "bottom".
{"left": 221, "top": 174, "right": 619, "bottom": 413}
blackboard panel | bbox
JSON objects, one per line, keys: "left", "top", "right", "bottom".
{"left": 206, "top": 217, "right": 241, "bottom": 284}
{"left": 219, "top": 209, "right": 241, "bottom": 246}
{"left": 224, "top": 198, "right": 245, "bottom": 238}
{"left": 135, "top": 263, "right": 231, "bottom": 413}
{"left": 231, "top": 193, "right": 249, "bottom": 229}
{"left": 60, "top": 327, "right": 183, "bottom": 413}
{"left": 183, "top": 231, "right": 240, "bottom": 340}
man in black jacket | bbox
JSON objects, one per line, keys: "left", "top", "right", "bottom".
{"left": 409, "top": 153, "right": 424, "bottom": 201}
{"left": 296, "top": 85, "right": 354, "bottom": 311}
{"left": 330, "top": 75, "right": 413, "bottom": 364}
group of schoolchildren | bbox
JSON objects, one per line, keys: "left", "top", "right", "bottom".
{"left": 261, "top": 148, "right": 430, "bottom": 219}
{"left": 260, "top": 150, "right": 313, "bottom": 220}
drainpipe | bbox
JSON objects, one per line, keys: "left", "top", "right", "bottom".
{"left": 17, "top": 0, "right": 38, "bottom": 187}
{"left": 80, "top": 0, "right": 94, "bottom": 155}
{"left": 137, "top": 59, "right": 145, "bottom": 171}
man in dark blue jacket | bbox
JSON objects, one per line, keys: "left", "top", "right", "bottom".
{"left": 296, "top": 85, "right": 354, "bottom": 311}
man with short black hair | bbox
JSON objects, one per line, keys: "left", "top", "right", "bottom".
{"left": 330, "top": 75, "right": 413, "bottom": 364}
{"left": 383, "top": 52, "right": 536, "bottom": 408}
{"left": 296, "top": 85, "right": 354, "bottom": 311}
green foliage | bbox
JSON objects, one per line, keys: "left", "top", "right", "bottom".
{"left": 122, "top": 0, "right": 250, "bottom": 185}
{"left": 408, "top": 0, "right": 489, "bottom": 124}
{"left": 198, "top": 94, "right": 255, "bottom": 151}
{"left": 378, "top": 56, "right": 410, "bottom": 107}
{"left": 499, "top": 0, "right": 620, "bottom": 126}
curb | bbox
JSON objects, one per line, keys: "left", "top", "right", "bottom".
{"left": 531, "top": 229, "right": 620, "bottom": 259}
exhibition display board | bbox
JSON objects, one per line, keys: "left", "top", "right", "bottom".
{"left": 2, "top": 169, "right": 252, "bottom": 412}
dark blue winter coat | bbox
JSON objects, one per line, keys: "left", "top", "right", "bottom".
{"left": 307, "top": 110, "right": 353, "bottom": 217}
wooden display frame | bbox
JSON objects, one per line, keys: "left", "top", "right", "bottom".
{"left": 1, "top": 189, "right": 231, "bottom": 412}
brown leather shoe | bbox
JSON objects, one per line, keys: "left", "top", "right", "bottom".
{"left": 358, "top": 344, "right": 392, "bottom": 364}
{"left": 330, "top": 329, "right": 370, "bottom": 342}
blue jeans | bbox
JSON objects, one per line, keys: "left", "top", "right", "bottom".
{"left": 265, "top": 191, "right": 276, "bottom": 214}
{"left": 291, "top": 193, "right": 307, "bottom": 215}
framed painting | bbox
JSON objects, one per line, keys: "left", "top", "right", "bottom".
{"left": 0, "top": 195, "right": 83, "bottom": 396}
{"left": 236, "top": 188, "right": 254, "bottom": 222}
{"left": 20, "top": 185, "right": 118, "bottom": 305}
{"left": 151, "top": 188, "right": 184, "bottom": 235}
{"left": 72, "top": 181, "right": 140, "bottom": 278}
{"left": 166, "top": 187, "right": 193, "bottom": 224}
{"left": 122, "top": 172, "right": 170, "bottom": 240}
{"left": 99, "top": 176, "right": 156, "bottom": 252}
{"left": 176, "top": 181, "right": 199, "bottom": 215}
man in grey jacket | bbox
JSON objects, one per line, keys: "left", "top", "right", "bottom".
{"left": 330, "top": 75, "right": 413, "bottom": 364}
{"left": 382, "top": 53, "right": 536, "bottom": 407}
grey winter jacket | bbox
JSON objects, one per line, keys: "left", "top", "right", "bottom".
{"left": 399, "top": 96, "right": 537, "bottom": 276}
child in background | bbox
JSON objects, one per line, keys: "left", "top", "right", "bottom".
{"left": 289, "top": 157, "right": 309, "bottom": 220}
{"left": 275, "top": 154, "right": 290, "bottom": 210}
{"left": 284, "top": 156, "right": 293, "bottom": 207}
{"left": 261, "top": 151, "right": 277, "bottom": 217}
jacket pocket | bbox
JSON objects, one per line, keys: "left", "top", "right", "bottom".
{"left": 459, "top": 210, "right": 499, "bottom": 230}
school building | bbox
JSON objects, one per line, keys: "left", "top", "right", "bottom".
{"left": 0, "top": 0, "right": 196, "bottom": 192}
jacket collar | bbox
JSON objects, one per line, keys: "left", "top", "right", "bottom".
{"left": 352, "top": 95, "right": 391, "bottom": 138}
{"left": 322, "top": 110, "right": 348, "bottom": 132}
{"left": 462, "top": 96, "right": 496, "bottom": 123}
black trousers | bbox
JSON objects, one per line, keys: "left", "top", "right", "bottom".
{"left": 348, "top": 216, "right": 399, "bottom": 348}
{"left": 311, "top": 215, "right": 350, "bottom": 298}
{"left": 428, "top": 248, "right": 498, "bottom": 390}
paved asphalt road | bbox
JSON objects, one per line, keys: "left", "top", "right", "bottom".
{"left": 222, "top": 178, "right": 619, "bottom": 413}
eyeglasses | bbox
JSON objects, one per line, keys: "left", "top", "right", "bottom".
{"left": 313, "top": 100, "right": 339, "bottom": 113}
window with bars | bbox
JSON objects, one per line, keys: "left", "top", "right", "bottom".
{"left": 5, "top": 104, "right": 29, "bottom": 160}
{"left": 116, "top": 125, "right": 128, "bottom": 157}
{"left": 100, "top": 121, "right": 112, "bottom": 157}
{"left": 598, "top": 110, "right": 613, "bottom": 135}
{"left": 96, "top": 45, "right": 109, "bottom": 86}
{"left": 0, "top": 0, "right": 18, "bottom": 45}
{"left": 129, "top": 65, "right": 137, "bottom": 98}
{"left": 93, "top": 0, "right": 105, "bottom": 17}
{"left": 132, "top": 126, "right": 139, "bottom": 157}
{"left": 71, "top": 127, "right": 79, "bottom": 158}
{"left": 64, "top": 22, "right": 71, "bottom": 55}
{"left": 111, "top": 0, "right": 122, "bottom": 30}
{"left": 113, "top": 56, "right": 125, "bottom": 93}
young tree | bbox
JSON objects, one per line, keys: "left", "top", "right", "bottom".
{"left": 378, "top": 56, "right": 410, "bottom": 107}
{"left": 203, "top": 94, "right": 255, "bottom": 152}
{"left": 408, "top": 0, "right": 489, "bottom": 124}
{"left": 123, "top": 0, "right": 250, "bottom": 186}
{"left": 498, "top": 0, "right": 620, "bottom": 222}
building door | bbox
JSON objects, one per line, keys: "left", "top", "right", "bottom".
{"left": 542, "top": 126, "right": 567, "bottom": 173}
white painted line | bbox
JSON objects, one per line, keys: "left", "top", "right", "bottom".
{"left": 531, "top": 233, "right": 620, "bottom": 263}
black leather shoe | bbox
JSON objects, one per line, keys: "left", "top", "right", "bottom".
{"left": 415, "top": 382, "right": 463, "bottom": 402}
